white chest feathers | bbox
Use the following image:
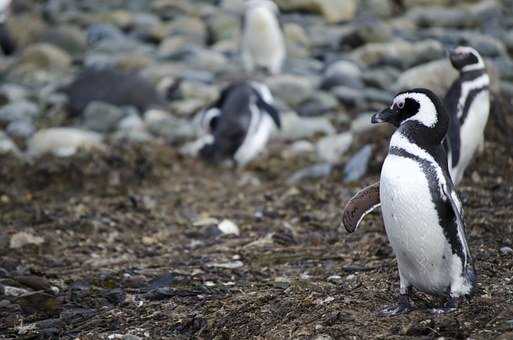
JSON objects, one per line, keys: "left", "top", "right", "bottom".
{"left": 242, "top": 7, "right": 285, "bottom": 74}
{"left": 234, "top": 106, "right": 275, "bottom": 166}
{"left": 380, "top": 150, "right": 470, "bottom": 296}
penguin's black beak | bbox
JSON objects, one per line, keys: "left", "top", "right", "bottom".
{"left": 371, "top": 107, "right": 394, "bottom": 124}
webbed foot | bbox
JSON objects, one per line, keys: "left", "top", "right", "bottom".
{"left": 377, "top": 294, "right": 415, "bottom": 317}
{"left": 430, "top": 296, "right": 461, "bottom": 315}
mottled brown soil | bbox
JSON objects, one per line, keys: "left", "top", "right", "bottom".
{"left": 0, "top": 108, "right": 512, "bottom": 339}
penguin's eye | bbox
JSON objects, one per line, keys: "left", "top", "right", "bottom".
{"left": 397, "top": 101, "right": 404, "bottom": 109}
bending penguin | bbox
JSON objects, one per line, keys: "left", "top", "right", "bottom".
{"left": 241, "top": 0, "right": 286, "bottom": 75}
{"left": 341, "top": 89, "right": 475, "bottom": 316}
{"left": 444, "top": 46, "right": 490, "bottom": 185}
{"left": 199, "top": 81, "right": 281, "bottom": 167}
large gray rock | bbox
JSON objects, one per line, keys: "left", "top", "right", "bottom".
{"left": 6, "top": 120, "right": 36, "bottom": 139}
{"left": 316, "top": 132, "right": 353, "bottom": 164}
{"left": 168, "top": 17, "right": 208, "bottom": 45}
{"left": 278, "top": 111, "right": 336, "bottom": 140}
{"left": 297, "top": 91, "right": 339, "bottom": 116}
{"left": 0, "top": 84, "right": 29, "bottom": 104}
{"left": 40, "top": 25, "right": 87, "bottom": 57}
{"left": 284, "top": 23, "right": 311, "bottom": 58}
{"left": 131, "top": 13, "right": 167, "bottom": 43}
{"left": 27, "top": 128, "right": 105, "bottom": 158}
{"left": 267, "top": 75, "right": 315, "bottom": 107}
{"left": 15, "top": 43, "right": 72, "bottom": 72}
{"left": 362, "top": 67, "right": 401, "bottom": 89}
{"left": 349, "top": 39, "right": 444, "bottom": 69}
{"left": 207, "top": 12, "right": 240, "bottom": 44}
{"left": 275, "top": 0, "right": 359, "bottom": 23}
{"left": 0, "top": 101, "right": 39, "bottom": 124}
{"left": 287, "top": 163, "right": 333, "bottom": 184}
{"left": 0, "top": 131, "right": 21, "bottom": 156}
{"left": 320, "top": 60, "right": 363, "bottom": 90}
{"left": 407, "top": 7, "right": 478, "bottom": 28}
{"left": 394, "top": 59, "right": 458, "bottom": 97}
{"left": 144, "top": 109, "right": 196, "bottom": 144}
{"left": 82, "top": 101, "right": 125, "bottom": 133}
{"left": 343, "top": 144, "right": 373, "bottom": 182}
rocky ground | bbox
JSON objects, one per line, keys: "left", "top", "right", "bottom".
{"left": 0, "top": 0, "right": 513, "bottom": 339}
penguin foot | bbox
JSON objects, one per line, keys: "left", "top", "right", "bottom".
{"left": 430, "top": 306, "right": 457, "bottom": 315}
{"left": 377, "top": 295, "right": 415, "bottom": 317}
{"left": 429, "top": 297, "right": 461, "bottom": 315}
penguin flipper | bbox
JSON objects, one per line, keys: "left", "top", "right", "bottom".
{"left": 258, "top": 98, "right": 281, "bottom": 129}
{"left": 341, "top": 182, "right": 380, "bottom": 233}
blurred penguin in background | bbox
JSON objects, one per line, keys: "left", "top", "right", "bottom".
{"left": 199, "top": 81, "right": 281, "bottom": 167}
{"left": 444, "top": 46, "right": 490, "bottom": 185}
{"left": 0, "top": 0, "right": 15, "bottom": 55}
{"left": 241, "top": 0, "right": 286, "bottom": 75}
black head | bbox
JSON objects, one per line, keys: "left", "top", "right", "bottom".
{"left": 449, "top": 46, "right": 484, "bottom": 72}
{"left": 371, "top": 88, "right": 448, "bottom": 144}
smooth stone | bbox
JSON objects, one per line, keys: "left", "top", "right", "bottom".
{"left": 320, "top": 60, "right": 363, "bottom": 90}
{"left": 349, "top": 39, "right": 444, "bottom": 69}
{"left": 331, "top": 86, "right": 365, "bottom": 109}
{"left": 0, "top": 132, "right": 21, "bottom": 156}
{"left": 267, "top": 75, "right": 314, "bottom": 107}
{"left": 340, "top": 19, "right": 393, "bottom": 49}
{"left": 364, "top": 0, "right": 393, "bottom": 18}
{"left": 9, "top": 232, "right": 44, "bottom": 249}
{"left": 278, "top": 111, "right": 336, "bottom": 140}
{"left": 39, "top": 25, "right": 87, "bottom": 57}
{"left": 16, "top": 43, "right": 72, "bottom": 71}
{"left": 282, "top": 140, "right": 315, "bottom": 158}
{"left": 27, "top": 128, "right": 105, "bottom": 158}
{"left": 131, "top": 13, "right": 167, "bottom": 43}
{"left": 363, "top": 88, "right": 392, "bottom": 104}
{"left": 362, "top": 67, "right": 401, "bottom": 89}
{"left": 179, "top": 81, "right": 219, "bottom": 103}
{"left": 118, "top": 113, "right": 145, "bottom": 132}
{"left": 407, "top": 6, "right": 477, "bottom": 28}
{"left": 168, "top": 16, "right": 208, "bottom": 45}
{"left": 0, "top": 101, "right": 39, "bottom": 124}
{"left": 287, "top": 163, "right": 333, "bottom": 184}
{"left": 500, "top": 246, "right": 513, "bottom": 255}
{"left": 170, "top": 99, "right": 205, "bottom": 117}
{"left": 207, "top": 12, "right": 240, "bottom": 44}
{"left": 316, "top": 132, "right": 353, "bottom": 164}
{"left": 343, "top": 144, "right": 373, "bottom": 182}
{"left": 87, "top": 23, "right": 125, "bottom": 45}
{"left": 6, "top": 120, "right": 36, "bottom": 139}
{"left": 217, "top": 220, "right": 240, "bottom": 236}
{"left": 351, "top": 113, "right": 376, "bottom": 134}
{"left": 297, "top": 92, "right": 339, "bottom": 116}
{"left": 284, "top": 23, "right": 311, "bottom": 58}
{"left": 275, "top": 0, "right": 359, "bottom": 24}
{"left": 0, "top": 84, "right": 29, "bottom": 104}
{"left": 393, "top": 59, "right": 458, "bottom": 97}
{"left": 145, "top": 112, "right": 196, "bottom": 144}
{"left": 82, "top": 101, "right": 125, "bottom": 133}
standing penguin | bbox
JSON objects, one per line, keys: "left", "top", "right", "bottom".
{"left": 444, "top": 46, "right": 490, "bottom": 185}
{"left": 341, "top": 89, "right": 475, "bottom": 315}
{"left": 0, "top": 0, "right": 15, "bottom": 56}
{"left": 241, "top": 0, "right": 286, "bottom": 75}
{"left": 199, "top": 81, "right": 281, "bottom": 166}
